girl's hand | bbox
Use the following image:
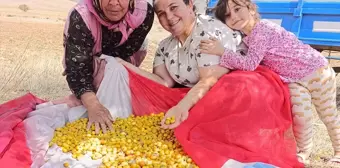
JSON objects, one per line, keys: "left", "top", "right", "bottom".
{"left": 199, "top": 37, "right": 225, "bottom": 56}
{"left": 160, "top": 105, "right": 189, "bottom": 129}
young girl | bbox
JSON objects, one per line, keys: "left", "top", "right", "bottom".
{"left": 199, "top": 0, "right": 340, "bottom": 163}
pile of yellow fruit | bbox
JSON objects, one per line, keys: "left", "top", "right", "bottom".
{"left": 50, "top": 113, "right": 198, "bottom": 168}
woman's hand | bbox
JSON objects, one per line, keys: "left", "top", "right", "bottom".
{"left": 116, "top": 57, "right": 175, "bottom": 88}
{"left": 115, "top": 57, "right": 125, "bottom": 64}
{"left": 81, "top": 92, "right": 113, "bottom": 134}
{"left": 86, "top": 103, "right": 114, "bottom": 134}
{"left": 161, "top": 105, "right": 189, "bottom": 129}
{"left": 162, "top": 65, "right": 229, "bottom": 129}
{"left": 199, "top": 37, "right": 225, "bottom": 56}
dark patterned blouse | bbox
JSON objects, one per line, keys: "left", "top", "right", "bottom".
{"left": 63, "top": 3, "right": 154, "bottom": 99}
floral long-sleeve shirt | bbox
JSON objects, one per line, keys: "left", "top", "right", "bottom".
{"left": 220, "top": 19, "right": 328, "bottom": 83}
{"left": 63, "top": 3, "right": 154, "bottom": 98}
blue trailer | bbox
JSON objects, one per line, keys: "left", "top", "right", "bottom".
{"left": 206, "top": 0, "right": 340, "bottom": 71}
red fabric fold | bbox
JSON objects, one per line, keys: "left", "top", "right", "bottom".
{"left": 0, "top": 93, "right": 45, "bottom": 168}
{"left": 129, "top": 66, "right": 303, "bottom": 168}
{"left": 0, "top": 65, "right": 303, "bottom": 168}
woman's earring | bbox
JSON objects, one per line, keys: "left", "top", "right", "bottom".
{"left": 129, "top": 0, "right": 135, "bottom": 10}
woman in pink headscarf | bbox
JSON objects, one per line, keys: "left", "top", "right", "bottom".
{"left": 63, "top": 0, "right": 154, "bottom": 133}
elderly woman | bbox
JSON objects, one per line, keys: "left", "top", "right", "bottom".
{"left": 63, "top": 0, "right": 154, "bottom": 133}
{"left": 117, "top": 0, "right": 303, "bottom": 167}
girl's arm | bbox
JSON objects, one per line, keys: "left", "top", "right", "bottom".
{"left": 219, "top": 40, "right": 267, "bottom": 71}
{"left": 201, "top": 37, "right": 268, "bottom": 71}
{"left": 200, "top": 23, "right": 273, "bottom": 71}
{"left": 220, "top": 21, "right": 280, "bottom": 71}
{"left": 221, "top": 22, "right": 280, "bottom": 71}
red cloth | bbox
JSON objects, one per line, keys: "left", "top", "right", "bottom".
{"left": 0, "top": 93, "right": 45, "bottom": 168}
{"left": 0, "top": 66, "right": 303, "bottom": 168}
{"left": 129, "top": 66, "right": 303, "bottom": 168}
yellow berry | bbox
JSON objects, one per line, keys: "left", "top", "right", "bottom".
{"left": 63, "top": 162, "right": 70, "bottom": 168}
{"left": 164, "top": 116, "right": 176, "bottom": 125}
{"left": 50, "top": 114, "right": 198, "bottom": 167}
{"left": 62, "top": 148, "right": 68, "bottom": 153}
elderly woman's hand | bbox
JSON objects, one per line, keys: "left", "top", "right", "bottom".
{"left": 160, "top": 105, "right": 189, "bottom": 129}
{"left": 86, "top": 103, "right": 114, "bottom": 134}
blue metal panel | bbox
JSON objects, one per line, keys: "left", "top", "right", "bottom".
{"left": 299, "top": 14, "right": 340, "bottom": 47}
{"left": 303, "top": 0, "right": 340, "bottom": 9}
{"left": 207, "top": 0, "right": 218, "bottom": 8}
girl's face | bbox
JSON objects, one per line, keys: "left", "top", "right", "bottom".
{"left": 154, "top": 0, "right": 195, "bottom": 37}
{"left": 101, "top": 0, "right": 129, "bottom": 22}
{"left": 225, "top": 0, "right": 255, "bottom": 31}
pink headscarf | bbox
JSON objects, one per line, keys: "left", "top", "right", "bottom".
{"left": 84, "top": 0, "right": 148, "bottom": 44}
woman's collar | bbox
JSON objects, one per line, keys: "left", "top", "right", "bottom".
{"left": 176, "top": 16, "right": 198, "bottom": 48}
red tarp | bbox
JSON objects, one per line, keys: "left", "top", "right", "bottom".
{"left": 0, "top": 65, "right": 303, "bottom": 168}
{"left": 129, "top": 66, "right": 303, "bottom": 168}
{"left": 0, "top": 93, "right": 45, "bottom": 168}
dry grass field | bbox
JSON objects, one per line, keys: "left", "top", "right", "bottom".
{"left": 0, "top": 0, "right": 340, "bottom": 167}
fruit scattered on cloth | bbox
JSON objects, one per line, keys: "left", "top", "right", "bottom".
{"left": 50, "top": 113, "right": 198, "bottom": 168}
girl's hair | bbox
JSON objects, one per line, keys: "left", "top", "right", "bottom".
{"left": 214, "top": 0, "right": 259, "bottom": 23}
{"left": 153, "top": 0, "right": 197, "bottom": 12}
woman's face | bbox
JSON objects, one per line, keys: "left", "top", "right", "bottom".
{"left": 225, "top": 0, "right": 254, "bottom": 31}
{"left": 101, "top": 0, "right": 129, "bottom": 22}
{"left": 154, "top": 0, "right": 195, "bottom": 37}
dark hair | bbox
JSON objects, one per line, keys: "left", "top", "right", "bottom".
{"left": 214, "top": 0, "right": 259, "bottom": 23}
{"left": 153, "top": 0, "right": 196, "bottom": 12}
{"left": 182, "top": 0, "right": 192, "bottom": 5}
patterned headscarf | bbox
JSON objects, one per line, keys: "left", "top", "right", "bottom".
{"left": 92, "top": 0, "right": 112, "bottom": 23}
{"left": 84, "top": 0, "right": 148, "bottom": 44}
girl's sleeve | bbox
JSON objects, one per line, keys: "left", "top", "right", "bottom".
{"left": 220, "top": 21, "right": 274, "bottom": 71}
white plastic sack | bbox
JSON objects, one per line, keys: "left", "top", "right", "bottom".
{"left": 222, "top": 160, "right": 277, "bottom": 168}
{"left": 68, "top": 55, "right": 132, "bottom": 122}
{"left": 24, "top": 103, "right": 70, "bottom": 168}
{"left": 24, "top": 55, "right": 132, "bottom": 168}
